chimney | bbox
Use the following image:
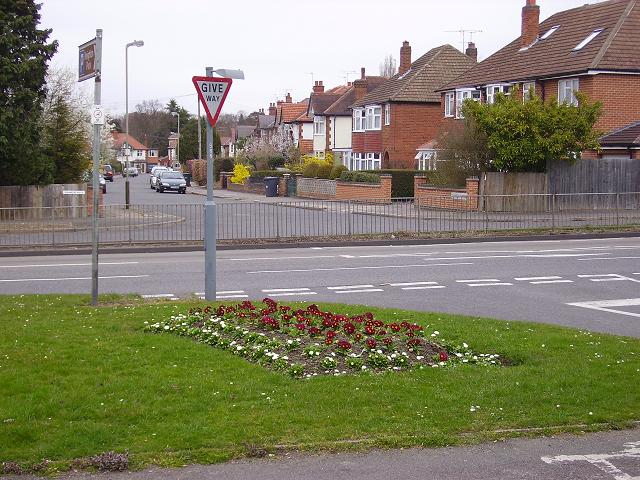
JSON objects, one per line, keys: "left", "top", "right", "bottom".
{"left": 521, "top": 0, "right": 540, "bottom": 47}
{"left": 259, "top": 108, "right": 264, "bottom": 114}
{"left": 353, "top": 78, "right": 368, "bottom": 101}
{"left": 465, "top": 42, "right": 478, "bottom": 62}
{"left": 285, "top": 92, "right": 292, "bottom": 103}
{"left": 313, "top": 80, "right": 325, "bottom": 93}
{"left": 360, "top": 67, "right": 366, "bottom": 79}
{"left": 268, "top": 103, "right": 276, "bottom": 116}
{"left": 399, "top": 41, "right": 411, "bottom": 75}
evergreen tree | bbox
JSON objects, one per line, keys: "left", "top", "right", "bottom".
{"left": 0, "top": 0, "right": 57, "bottom": 185}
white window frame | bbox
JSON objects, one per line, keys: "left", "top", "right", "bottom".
{"left": 573, "top": 28, "right": 604, "bottom": 51}
{"left": 352, "top": 108, "right": 365, "bottom": 132}
{"left": 558, "top": 78, "right": 579, "bottom": 106}
{"left": 366, "top": 152, "right": 381, "bottom": 170}
{"left": 384, "top": 104, "right": 390, "bottom": 126}
{"left": 365, "top": 106, "right": 382, "bottom": 130}
{"left": 540, "top": 25, "right": 560, "bottom": 40}
{"left": 522, "top": 81, "right": 536, "bottom": 101}
{"left": 455, "top": 89, "right": 480, "bottom": 119}
{"left": 341, "top": 151, "right": 352, "bottom": 169}
{"left": 313, "top": 115, "right": 325, "bottom": 135}
{"left": 417, "top": 150, "right": 438, "bottom": 171}
{"left": 444, "top": 92, "right": 455, "bottom": 117}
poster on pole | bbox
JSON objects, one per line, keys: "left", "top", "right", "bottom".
{"left": 78, "top": 38, "right": 97, "bottom": 82}
{"left": 192, "top": 76, "right": 233, "bottom": 126}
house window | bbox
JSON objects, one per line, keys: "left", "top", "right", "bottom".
{"left": 522, "top": 82, "right": 536, "bottom": 101}
{"left": 313, "top": 116, "right": 325, "bottom": 135}
{"left": 444, "top": 93, "right": 455, "bottom": 117}
{"left": 365, "top": 106, "right": 382, "bottom": 130}
{"left": 486, "top": 85, "right": 501, "bottom": 105}
{"left": 342, "top": 151, "right": 352, "bottom": 169}
{"left": 384, "top": 104, "right": 390, "bottom": 125}
{"left": 417, "top": 150, "right": 438, "bottom": 171}
{"left": 558, "top": 78, "right": 579, "bottom": 106}
{"left": 366, "top": 153, "right": 381, "bottom": 170}
{"left": 540, "top": 25, "right": 560, "bottom": 40}
{"left": 455, "top": 89, "right": 480, "bottom": 118}
{"left": 353, "top": 109, "right": 365, "bottom": 132}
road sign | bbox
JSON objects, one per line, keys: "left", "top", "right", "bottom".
{"left": 91, "top": 105, "right": 105, "bottom": 125}
{"left": 78, "top": 38, "right": 97, "bottom": 82}
{"left": 192, "top": 76, "right": 232, "bottom": 126}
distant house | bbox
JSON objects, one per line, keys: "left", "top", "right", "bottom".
{"left": 112, "top": 132, "right": 151, "bottom": 172}
{"left": 306, "top": 81, "right": 350, "bottom": 159}
{"left": 220, "top": 136, "right": 233, "bottom": 157}
{"left": 275, "top": 93, "right": 309, "bottom": 148}
{"left": 350, "top": 41, "right": 477, "bottom": 170}
{"left": 439, "top": 0, "right": 640, "bottom": 144}
{"left": 597, "top": 121, "right": 640, "bottom": 160}
{"left": 256, "top": 108, "right": 276, "bottom": 140}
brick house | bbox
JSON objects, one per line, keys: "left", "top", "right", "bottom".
{"left": 349, "top": 41, "right": 477, "bottom": 170}
{"left": 306, "top": 81, "right": 350, "bottom": 158}
{"left": 322, "top": 69, "right": 387, "bottom": 167}
{"left": 597, "top": 121, "right": 640, "bottom": 159}
{"left": 439, "top": 0, "right": 640, "bottom": 153}
{"left": 274, "top": 93, "right": 309, "bottom": 148}
{"left": 112, "top": 132, "right": 155, "bottom": 172}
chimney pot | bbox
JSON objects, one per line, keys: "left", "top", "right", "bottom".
{"left": 399, "top": 40, "right": 412, "bottom": 75}
{"left": 521, "top": 0, "right": 540, "bottom": 47}
{"left": 361, "top": 67, "right": 366, "bottom": 79}
{"left": 286, "top": 92, "right": 292, "bottom": 103}
{"left": 466, "top": 42, "right": 478, "bottom": 62}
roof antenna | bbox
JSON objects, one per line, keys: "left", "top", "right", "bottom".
{"left": 446, "top": 29, "right": 483, "bottom": 52}
{"left": 341, "top": 70, "right": 357, "bottom": 84}
{"left": 306, "top": 72, "right": 315, "bottom": 85}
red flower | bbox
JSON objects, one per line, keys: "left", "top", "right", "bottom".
{"left": 343, "top": 322, "right": 356, "bottom": 334}
{"left": 337, "top": 340, "right": 352, "bottom": 350}
{"left": 389, "top": 323, "right": 401, "bottom": 332}
{"left": 364, "top": 323, "right": 375, "bottom": 335}
{"left": 407, "top": 338, "right": 421, "bottom": 347}
{"left": 439, "top": 351, "right": 449, "bottom": 362}
{"left": 309, "top": 327, "right": 321, "bottom": 336}
{"left": 383, "top": 337, "right": 393, "bottom": 345}
{"left": 373, "top": 320, "right": 383, "bottom": 328}
{"left": 366, "top": 338, "right": 377, "bottom": 349}
{"left": 295, "top": 323, "right": 306, "bottom": 331}
{"left": 216, "top": 306, "right": 225, "bottom": 317}
{"left": 364, "top": 312, "right": 374, "bottom": 321}
{"left": 354, "top": 333, "right": 363, "bottom": 341}
{"left": 326, "top": 330, "right": 336, "bottom": 338}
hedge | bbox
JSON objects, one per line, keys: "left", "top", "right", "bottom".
{"left": 339, "top": 171, "right": 380, "bottom": 184}
{"left": 363, "top": 169, "right": 420, "bottom": 197}
{"left": 249, "top": 170, "right": 286, "bottom": 180}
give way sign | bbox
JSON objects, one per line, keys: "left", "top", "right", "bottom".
{"left": 192, "top": 76, "right": 233, "bottom": 126}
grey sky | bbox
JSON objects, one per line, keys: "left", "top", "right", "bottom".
{"left": 40, "top": 0, "right": 606, "bottom": 117}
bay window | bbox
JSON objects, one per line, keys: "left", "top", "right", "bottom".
{"left": 455, "top": 89, "right": 480, "bottom": 119}
{"left": 444, "top": 92, "right": 454, "bottom": 117}
{"left": 352, "top": 108, "right": 365, "bottom": 132}
{"left": 365, "top": 105, "right": 382, "bottom": 130}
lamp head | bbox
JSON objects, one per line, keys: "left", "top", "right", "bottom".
{"left": 211, "top": 68, "right": 245, "bottom": 80}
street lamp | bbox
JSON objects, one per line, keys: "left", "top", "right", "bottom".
{"left": 171, "top": 111, "right": 180, "bottom": 168}
{"left": 203, "top": 66, "right": 244, "bottom": 301}
{"left": 125, "top": 39, "right": 144, "bottom": 209}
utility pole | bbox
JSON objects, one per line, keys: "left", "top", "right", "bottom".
{"left": 204, "top": 66, "right": 216, "bottom": 301}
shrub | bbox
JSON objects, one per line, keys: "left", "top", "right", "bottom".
{"left": 249, "top": 170, "right": 285, "bottom": 180}
{"left": 303, "top": 162, "right": 320, "bottom": 178}
{"left": 364, "top": 169, "right": 418, "bottom": 197}
{"left": 330, "top": 164, "right": 347, "bottom": 179}
{"left": 267, "top": 156, "right": 285, "bottom": 170}
{"left": 341, "top": 172, "right": 380, "bottom": 184}
{"left": 214, "top": 157, "right": 235, "bottom": 181}
{"left": 189, "top": 159, "right": 208, "bottom": 185}
{"left": 316, "top": 163, "right": 333, "bottom": 179}
{"left": 230, "top": 164, "right": 251, "bottom": 184}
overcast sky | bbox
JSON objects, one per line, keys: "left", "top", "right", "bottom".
{"left": 40, "top": 0, "right": 606, "bottom": 117}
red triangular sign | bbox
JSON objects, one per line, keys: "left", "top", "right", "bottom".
{"left": 192, "top": 76, "right": 233, "bottom": 126}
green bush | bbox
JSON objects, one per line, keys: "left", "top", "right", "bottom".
{"left": 303, "top": 162, "right": 320, "bottom": 178}
{"left": 364, "top": 169, "right": 419, "bottom": 197}
{"left": 267, "top": 156, "right": 285, "bottom": 170}
{"left": 214, "top": 157, "right": 235, "bottom": 181}
{"left": 340, "top": 171, "right": 380, "bottom": 184}
{"left": 249, "top": 170, "right": 286, "bottom": 180}
{"left": 317, "top": 163, "right": 333, "bottom": 179}
{"left": 330, "top": 165, "right": 347, "bottom": 180}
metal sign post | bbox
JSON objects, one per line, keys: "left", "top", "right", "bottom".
{"left": 79, "top": 29, "right": 103, "bottom": 306}
{"left": 192, "top": 71, "right": 233, "bottom": 301}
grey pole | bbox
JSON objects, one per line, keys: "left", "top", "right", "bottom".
{"left": 204, "top": 67, "right": 217, "bottom": 301}
{"left": 124, "top": 43, "right": 130, "bottom": 209}
{"left": 177, "top": 113, "right": 180, "bottom": 165}
{"left": 91, "top": 29, "right": 103, "bottom": 306}
{"left": 197, "top": 101, "right": 202, "bottom": 159}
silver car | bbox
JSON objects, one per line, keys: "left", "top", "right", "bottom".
{"left": 156, "top": 171, "right": 187, "bottom": 194}
{"left": 150, "top": 166, "right": 170, "bottom": 189}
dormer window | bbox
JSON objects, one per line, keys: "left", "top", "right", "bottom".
{"left": 573, "top": 28, "right": 604, "bottom": 51}
{"left": 540, "top": 25, "right": 560, "bottom": 40}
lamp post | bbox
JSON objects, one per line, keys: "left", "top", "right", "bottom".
{"left": 125, "top": 39, "right": 144, "bottom": 209}
{"left": 171, "top": 111, "right": 180, "bottom": 168}
{"left": 203, "top": 67, "right": 244, "bottom": 301}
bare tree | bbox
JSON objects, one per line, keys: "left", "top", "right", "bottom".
{"left": 379, "top": 55, "right": 397, "bottom": 78}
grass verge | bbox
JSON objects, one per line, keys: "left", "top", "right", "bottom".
{"left": 1, "top": 294, "right": 639, "bottom": 474}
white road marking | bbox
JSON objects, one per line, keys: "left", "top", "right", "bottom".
{"left": 530, "top": 280, "right": 574, "bottom": 284}
{"left": 386, "top": 281, "right": 440, "bottom": 286}
{"left": 402, "top": 286, "right": 446, "bottom": 290}
{"left": 194, "top": 291, "right": 245, "bottom": 296}
{"left": 579, "top": 256, "right": 640, "bottom": 261}
{"left": 327, "top": 284, "right": 374, "bottom": 290}
{"left": 215, "top": 295, "right": 249, "bottom": 299}
{"left": 262, "top": 288, "right": 312, "bottom": 293}
{"left": 579, "top": 274, "right": 640, "bottom": 283}
{"left": 0, "top": 261, "right": 139, "bottom": 268}
{"left": 456, "top": 279, "right": 500, "bottom": 283}
{"left": 542, "top": 441, "right": 640, "bottom": 480}
{"left": 456, "top": 279, "right": 512, "bottom": 287}
{"left": 247, "top": 262, "right": 473, "bottom": 274}
{"left": 514, "top": 276, "right": 563, "bottom": 281}
{"left": 141, "top": 294, "right": 176, "bottom": 299}
{"left": 567, "top": 298, "right": 640, "bottom": 318}
{"left": 263, "top": 292, "right": 318, "bottom": 297}
{"left": 334, "top": 289, "right": 384, "bottom": 294}
{"left": 0, "top": 275, "right": 149, "bottom": 282}
{"left": 467, "top": 283, "right": 513, "bottom": 287}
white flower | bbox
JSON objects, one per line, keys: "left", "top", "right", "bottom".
{"left": 416, "top": 356, "right": 424, "bottom": 360}
{"left": 462, "top": 342, "right": 468, "bottom": 348}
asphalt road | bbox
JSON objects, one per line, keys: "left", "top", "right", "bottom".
{"left": 14, "top": 428, "right": 638, "bottom": 480}
{"left": 1, "top": 237, "right": 639, "bottom": 337}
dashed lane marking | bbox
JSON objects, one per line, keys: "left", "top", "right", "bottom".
{"left": 401, "top": 285, "right": 446, "bottom": 290}
{"left": 579, "top": 274, "right": 640, "bottom": 283}
{"left": 327, "top": 284, "right": 375, "bottom": 290}
{"left": 261, "top": 288, "right": 317, "bottom": 297}
{"left": 247, "top": 262, "right": 473, "bottom": 274}
{"left": 515, "top": 276, "right": 574, "bottom": 284}
{"left": 0, "top": 275, "right": 149, "bottom": 282}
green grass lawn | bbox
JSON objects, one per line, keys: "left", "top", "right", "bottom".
{"left": 1, "top": 294, "right": 639, "bottom": 472}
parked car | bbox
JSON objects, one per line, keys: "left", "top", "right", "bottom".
{"left": 102, "top": 164, "right": 114, "bottom": 182}
{"left": 156, "top": 171, "right": 187, "bottom": 194}
{"left": 150, "top": 166, "right": 171, "bottom": 189}
{"left": 99, "top": 174, "right": 107, "bottom": 194}
{"left": 124, "top": 166, "right": 139, "bottom": 177}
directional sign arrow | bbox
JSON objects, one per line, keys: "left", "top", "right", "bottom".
{"left": 192, "top": 76, "right": 233, "bottom": 126}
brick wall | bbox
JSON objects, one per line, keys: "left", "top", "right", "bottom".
{"left": 296, "top": 175, "right": 391, "bottom": 201}
{"left": 86, "top": 187, "right": 105, "bottom": 217}
{"left": 414, "top": 175, "right": 479, "bottom": 210}
{"left": 382, "top": 103, "right": 443, "bottom": 169}
{"left": 352, "top": 131, "right": 382, "bottom": 154}
{"left": 299, "top": 139, "right": 313, "bottom": 154}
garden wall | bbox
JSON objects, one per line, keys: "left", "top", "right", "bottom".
{"left": 0, "top": 183, "right": 101, "bottom": 220}
{"left": 296, "top": 175, "right": 392, "bottom": 202}
{"left": 414, "top": 176, "right": 479, "bottom": 210}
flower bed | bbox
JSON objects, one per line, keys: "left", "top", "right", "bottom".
{"left": 146, "top": 299, "right": 502, "bottom": 378}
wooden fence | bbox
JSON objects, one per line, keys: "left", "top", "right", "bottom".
{"left": 480, "top": 172, "right": 547, "bottom": 212}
